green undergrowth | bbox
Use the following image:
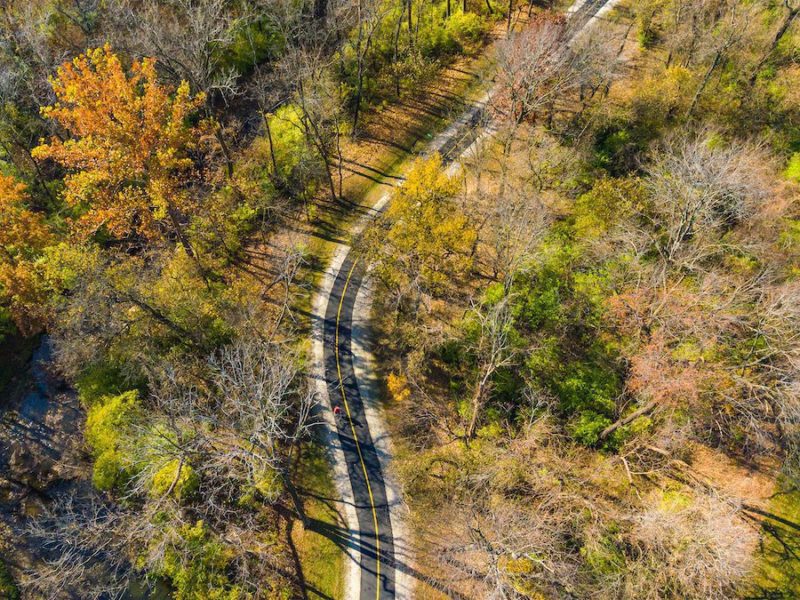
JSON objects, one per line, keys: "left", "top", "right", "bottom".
{"left": 749, "top": 481, "right": 800, "bottom": 597}
{"left": 293, "top": 444, "right": 345, "bottom": 599}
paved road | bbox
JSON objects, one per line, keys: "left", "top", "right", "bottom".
{"left": 321, "top": 1, "right": 614, "bottom": 598}
{"left": 323, "top": 254, "right": 395, "bottom": 600}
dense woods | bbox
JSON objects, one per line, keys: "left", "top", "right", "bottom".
{"left": 0, "top": 0, "right": 498, "bottom": 597}
{"left": 1, "top": 0, "right": 799, "bottom": 598}
{"left": 360, "top": 1, "right": 800, "bottom": 598}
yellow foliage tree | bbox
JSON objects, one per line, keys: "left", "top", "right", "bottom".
{"left": 33, "top": 45, "right": 207, "bottom": 252}
{"left": 0, "top": 174, "right": 53, "bottom": 334}
{"left": 367, "top": 154, "right": 476, "bottom": 306}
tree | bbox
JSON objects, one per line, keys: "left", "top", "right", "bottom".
{"left": 108, "top": 0, "right": 259, "bottom": 178}
{"left": 642, "top": 131, "right": 771, "bottom": 277}
{"left": 277, "top": 47, "right": 345, "bottom": 200}
{"left": 364, "top": 154, "right": 476, "bottom": 314}
{"left": 463, "top": 293, "right": 518, "bottom": 440}
{"left": 684, "top": 2, "right": 760, "bottom": 118}
{"left": 492, "top": 13, "right": 585, "bottom": 128}
{"left": 750, "top": 0, "right": 800, "bottom": 85}
{"left": 0, "top": 173, "right": 52, "bottom": 335}
{"left": 33, "top": 45, "right": 207, "bottom": 257}
{"left": 346, "top": 0, "right": 391, "bottom": 134}
{"left": 23, "top": 493, "right": 134, "bottom": 600}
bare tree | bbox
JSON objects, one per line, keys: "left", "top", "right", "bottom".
{"left": 23, "top": 493, "right": 134, "bottom": 600}
{"left": 642, "top": 131, "right": 772, "bottom": 279}
{"left": 347, "top": 0, "right": 392, "bottom": 134}
{"left": 464, "top": 294, "right": 518, "bottom": 440}
{"left": 492, "top": 13, "right": 587, "bottom": 129}
{"left": 479, "top": 184, "right": 550, "bottom": 284}
{"left": 141, "top": 339, "right": 317, "bottom": 524}
{"left": 630, "top": 491, "right": 756, "bottom": 599}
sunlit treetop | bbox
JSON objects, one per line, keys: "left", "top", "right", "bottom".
{"left": 33, "top": 44, "right": 207, "bottom": 242}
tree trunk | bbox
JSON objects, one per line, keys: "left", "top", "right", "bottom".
{"left": 215, "top": 124, "right": 235, "bottom": 179}
{"left": 282, "top": 469, "right": 309, "bottom": 526}
{"left": 335, "top": 118, "right": 344, "bottom": 198}
{"left": 599, "top": 399, "right": 659, "bottom": 440}
{"left": 263, "top": 112, "right": 280, "bottom": 179}
{"left": 352, "top": 1, "right": 366, "bottom": 135}
{"left": 311, "top": 124, "right": 338, "bottom": 200}
{"left": 166, "top": 204, "right": 197, "bottom": 258}
{"left": 686, "top": 49, "right": 722, "bottom": 119}
{"left": 166, "top": 203, "right": 211, "bottom": 284}
{"left": 466, "top": 383, "right": 483, "bottom": 440}
{"left": 749, "top": 5, "right": 800, "bottom": 86}
{"left": 126, "top": 294, "right": 201, "bottom": 345}
{"left": 393, "top": 4, "right": 405, "bottom": 96}
{"left": 506, "top": 0, "right": 513, "bottom": 33}
{"left": 463, "top": 0, "right": 467, "bottom": 13}
{"left": 407, "top": 0, "right": 413, "bottom": 46}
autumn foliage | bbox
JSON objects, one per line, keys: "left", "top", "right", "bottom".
{"left": 33, "top": 45, "right": 207, "bottom": 244}
{"left": 0, "top": 174, "right": 52, "bottom": 334}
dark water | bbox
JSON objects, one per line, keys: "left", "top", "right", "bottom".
{"left": 18, "top": 339, "right": 54, "bottom": 421}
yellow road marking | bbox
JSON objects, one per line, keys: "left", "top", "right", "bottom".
{"left": 335, "top": 258, "right": 382, "bottom": 600}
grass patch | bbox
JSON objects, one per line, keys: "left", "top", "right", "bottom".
{"left": 293, "top": 443, "right": 346, "bottom": 599}
{"left": 748, "top": 481, "right": 800, "bottom": 597}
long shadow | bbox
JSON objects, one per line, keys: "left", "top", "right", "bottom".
{"left": 341, "top": 158, "right": 405, "bottom": 182}
{"left": 425, "top": 89, "right": 469, "bottom": 107}
{"left": 280, "top": 219, "right": 348, "bottom": 245}
{"left": 358, "top": 133, "right": 414, "bottom": 154}
{"left": 745, "top": 505, "right": 800, "bottom": 532}
{"left": 284, "top": 517, "right": 310, "bottom": 600}
{"left": 396, "top": 98, "right": 449, "bottom": 120}
{"left": 305, "top": 517, "right": 472, "bottom": 600}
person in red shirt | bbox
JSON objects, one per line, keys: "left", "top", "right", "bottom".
{"left": 333, "top": 405, "right": 343, "bottom": 418}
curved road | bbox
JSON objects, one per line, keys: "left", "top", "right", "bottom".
{"left": 323, "top": 254, "right": 395, "bottom": 599}
{"left": 321, "top": 1, "right": 615, "bottom": 597}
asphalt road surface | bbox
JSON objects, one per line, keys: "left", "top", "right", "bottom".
{"left": 322, "top": 1, "right": 612, "bottom": 598}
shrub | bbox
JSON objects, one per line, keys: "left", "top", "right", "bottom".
{"left": 75, "top": 362, "right": 129, "bottom": 407}
{"left": 86, "top": 390, "right": 140, "bottom": 491}
{"left": 445, "top": 12, "right": 487, "bottom": 52}
{"left": 159, "top": 521, "right": 241, "bottom": 600}
{"left": 419, "top": 21, "right": 459, "bottom": 58}
{"left": 571, "top": 411, "right": 613, "bottom": 447}
{"left": 784, "top": 152, "right": 800, "bottom": 182}
{"left": 92, "top": 449, "right": 125, "bottom": 491}
{"left": 150, "top": 460, "right": 200, "bottom": 502}
{"left": 387, "top": 373, "right": 411, "bottom": 403}
{"left": 0, "top": 558, "right": 19, "bottom": 600}
{"left": 556, "top": 362, "right": 619, "bottom": 416}
{"left": 0, "top": 308, "right": 14, "bottom": 344}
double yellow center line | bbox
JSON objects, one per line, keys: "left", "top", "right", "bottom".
{"left": 334, "top": 258, "right": 382, "bottom": 600}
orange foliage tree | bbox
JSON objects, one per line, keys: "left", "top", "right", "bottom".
{"left": 0, "top": 174, "right": 53, "bottom": 334}
{"left": 33, "top": 45, "right": 207, "bottom": 254}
